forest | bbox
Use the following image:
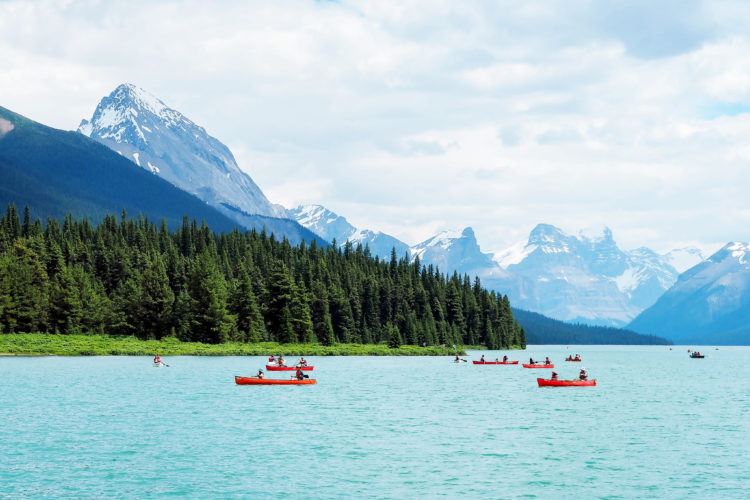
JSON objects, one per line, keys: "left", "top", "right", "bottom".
{"left": 0, "top": 205, "right": 526, "bottom": 349}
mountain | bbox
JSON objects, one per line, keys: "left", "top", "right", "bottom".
{"left": 513, "top": 308, "right": 671, "bottom": 345}
{"left": 0, "top": 105, "right": 324, "bottom": 245}
{"left": 0, "top": 105, "right": 240, "bottom": 231}
{"left": 289, "top": 204, "right": 409, "bottom": 259}
{"left": 411, "top": 227, "right": 507, "bottom": 278}
{"left": 78, "top": 84, "right": 288, "bottom": 224}
{"left": 490, "top": 224, "right": 685, "bottom": 327}
{"left": 629, "top": 242, "right": 750, "bottom": 345}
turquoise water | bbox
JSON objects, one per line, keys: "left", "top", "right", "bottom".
{"left": 1, "top": 345, "right": 748, "bottom": 498}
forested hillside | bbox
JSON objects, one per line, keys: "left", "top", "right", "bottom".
{"left": 513, "top": 308, "right": 669, "bottom": 345}
{"left": 0, "top": 205, "right": 525, "bottom": 349}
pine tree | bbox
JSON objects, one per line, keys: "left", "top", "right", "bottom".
{"left": 311, "top": 280, "right": 335, "bottom": 346}
{"left": 188, "top": 251, "right": 234, "bottom": 343}
{"left": 387, "top": 323, "right": 403, "bottom": 348}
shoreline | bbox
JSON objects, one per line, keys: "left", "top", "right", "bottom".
{"left": 0, "top": 334, "right": 517, "bottom": 357}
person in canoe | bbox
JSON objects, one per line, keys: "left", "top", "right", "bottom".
{"left": 277, "top": 355, "right": 285, "bottom": 367}
{"left": 257, "top": 369, "right": 264, "bottom": 379}
{"left": 551, "top": 371, "right": 559, "bottom": 380}
{"left": 480, "top": 354, "right": 486, "bottom": 362}
{"left": 268, "top": 354, "right": 275, "bottom": 363}
{"left": 154, "top": 354, "right": 161, "bottom": 365}
{"left": 295, "top": 366, "right": 307, "bottom": 381}
{"left": 529, "top": 357, "right": 537, "bottom": 365}
{"left": 544, "top": 356, "right": 551, "bottom": 366}
{"left": 454, "top": 355, "right": 461, "bottom": 363}
{"left": 297, "top": 356, "right": 308, "bottom": 367}
{"left": 574, "top": 354, "right": 581, "bottom": 361}
{"left": 502, "top": 355, "right": 508, "bottom": 362}
{"left": 579, "top": 368, "right": 588, "bottom": 381}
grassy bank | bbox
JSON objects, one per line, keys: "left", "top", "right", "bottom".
{"left": 0, "top": 334, "right": 473, "bottom": 356}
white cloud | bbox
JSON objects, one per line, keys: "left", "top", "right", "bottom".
{"left": 2, "top": 0, "right": 750, "bottom": 254}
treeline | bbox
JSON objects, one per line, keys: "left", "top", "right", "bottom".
{"left": 0, "top": 205, "right": 525, "bottom": 348}
{"left": 512, "top": 308, "right": 670, "bottom": 345}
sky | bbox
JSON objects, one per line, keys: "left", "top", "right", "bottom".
{"left": 2, "top": 0, "right": 750, "bottom": 255}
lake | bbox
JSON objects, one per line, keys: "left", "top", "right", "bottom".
{"left": 1, "top": 346, "right": 748, "bottom": 498}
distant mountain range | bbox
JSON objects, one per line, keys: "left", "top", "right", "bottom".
{"left": 290, "top": 204, "right": 705, "bottom": 328}
{"left": 488, "top": 224, "right": 703, "bottom": 327}
{"left": 629, "top": 242, "right": 750, "bottom": 345}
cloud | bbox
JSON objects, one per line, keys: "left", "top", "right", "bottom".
{"left": 1, "top": 0, "right": 750, "bottom": 253}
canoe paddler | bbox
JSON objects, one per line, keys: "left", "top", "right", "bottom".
{"left": 153, "top": 354, "right": 162, "bottom": 366}
{"left": 551, "top": 371, "right": 559, "bottom": 380}
{"left": 480, "top": 354, "right": 486, "bottom": 362}
{"left": 277, "top": 355, "right": 285, "bottom": 367}
{"left": 257, "top": 369, "right": 264, "bottom": 379}
{"left": 579, "top": 368, "right": 588, "bottom": 381}
{"left": 544, "top": 356, "right": 551, "bottom": 366}
{"left": 502, "top": 355, "right": 508, "bottom": 362}
{"left": 268, "top": 354, "right": 275, "bottom": 363}
{"left": 297, "top": 356, "right": 307, "bottom": 367}
{"left": 295, "top": 366, "right": 305, "bottom": 380}
{"left": 529, "top": 357, "right": 537, "bottom": 365}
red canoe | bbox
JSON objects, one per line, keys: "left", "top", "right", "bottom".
{"left": 235, "top": 376, "right": 316, "bottom": 385}
{"left": 537, "top": 377, "right": 596, "bottom": 387}
{"left": 472, "top": 360, "right": 519, "bottom": 365}
{"left": 522, "top": 363, "right": 555, "bottom": 369}
{"left": 265, "top": 364, "right": 314, "bottom": 371}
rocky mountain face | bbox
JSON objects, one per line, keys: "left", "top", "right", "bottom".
{"left": 289, "top": 204, "right": 409, "bottom": 259}
{"left": 629, "top": 242, "right": 750, "bottom": 345}
{"left": 78, "top": 84, "right": 288, "bottom": 224}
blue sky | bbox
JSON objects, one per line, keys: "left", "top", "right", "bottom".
{"left": 2, "top": 0, "right": 750, "bottom": 254}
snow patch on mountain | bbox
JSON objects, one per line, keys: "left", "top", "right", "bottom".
{"left": 0, "top": 117, "right": 14, "bottom": 136}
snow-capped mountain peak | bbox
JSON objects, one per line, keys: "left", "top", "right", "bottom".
{"left": 410, "top": 226, "right": 495, "bottom": 273}
{"left": 289, "top": 204, "right": 356, "bottom": 243}
{"left": 79, "top": 83, "right": 287, "bottom": 221}
{"left": 289, "top": 204, "right": 409, "bottom": 259}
